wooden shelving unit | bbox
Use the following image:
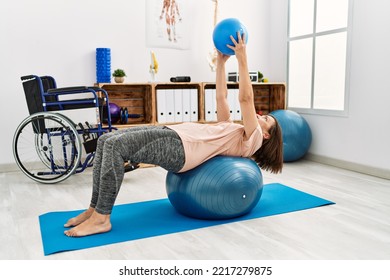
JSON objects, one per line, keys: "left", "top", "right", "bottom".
{"left": 96, "top": 82, "right": 286, "bottom": 127}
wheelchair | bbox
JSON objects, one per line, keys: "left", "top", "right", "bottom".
{"left": 13, "top": 75, "right": 117, "bottom": 184}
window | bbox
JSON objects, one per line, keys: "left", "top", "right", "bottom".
{"left": 287, "top": 0, "right": 352, "bottom": 115}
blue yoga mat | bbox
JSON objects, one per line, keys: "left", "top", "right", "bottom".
{"left": 39, "top": 183, "right": 334, "bottom": 255}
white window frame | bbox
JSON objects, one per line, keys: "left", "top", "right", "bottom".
{"left": 287, "top": 0, "right": 354, "bottom": 117}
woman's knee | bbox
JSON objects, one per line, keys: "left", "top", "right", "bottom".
{"left": 102, "top": 136, "right": 126, "bottom": 157}
{"left": 97, "top": 132, "right": 115, "bottom": 146}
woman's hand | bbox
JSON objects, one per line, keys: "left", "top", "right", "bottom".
{"left": 216, "top": 51, "right": 230, "bottom": 66}
{"left": 227, "top": 32, "right": 247, "bottom": 63}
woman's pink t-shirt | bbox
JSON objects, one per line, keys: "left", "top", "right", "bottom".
{"left": 167, "top": 121, "right": 263, "bottom": 172}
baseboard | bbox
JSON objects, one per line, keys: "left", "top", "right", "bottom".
{"left": 305, "top": 153, "right": 390, "bottom": 180}
{"left": 0, "top": 163, "right": 19, "bottom": 173}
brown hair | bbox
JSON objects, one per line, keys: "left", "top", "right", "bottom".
{"left": 251, "top": 116, "right": 283, "bottom": 173}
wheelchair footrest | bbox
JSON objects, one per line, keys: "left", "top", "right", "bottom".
{"left": 83, "top": 138, "right": 98, "bottom": 154}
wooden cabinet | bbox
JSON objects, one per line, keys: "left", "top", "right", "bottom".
{"left": 154, "top": 83, "right": 202, "bottom": 124}
{"left": 202, "top": 82, "right": 286, "bottom": 121}
{"left": 96, "top": 82, "right": 286, "bottom": 127}
{"left": 97, "top": 83, "right": 154, "bottom": 125}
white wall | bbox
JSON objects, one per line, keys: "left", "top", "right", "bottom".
{"left": 269, "top": 0, "right": 390, "bottom": 177}
{"left": 0, "top": 0, "right": 269, "bottom": 168}
{"left": 2, "top": 0, "right": 390, "bottom": 178}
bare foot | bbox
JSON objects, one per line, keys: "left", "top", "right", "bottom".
{"left": 64, "top": 207, "right": 94, "bottom": 228}
{"left": 64, "top": 211, "right": 111, "bottom": 237}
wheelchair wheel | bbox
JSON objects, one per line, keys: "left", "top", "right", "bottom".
{"left": 13, "top": 112, "right": 82, "bottom": 184}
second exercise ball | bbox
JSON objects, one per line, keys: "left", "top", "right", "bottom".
{"left": 103, "top": 102, "right": 121, "bottom": 124}
{"left": 166, "top": 156, "right": 263, "bottom": 220}
{"left": 213, "top": 18, "right": 248, "bottom": 56}
{"left": 270, "top": 110, "right": 312, "bottom": 162}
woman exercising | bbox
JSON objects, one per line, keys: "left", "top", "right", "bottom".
{"left": 64, "top": 32, "right": 283, "bottom": 237}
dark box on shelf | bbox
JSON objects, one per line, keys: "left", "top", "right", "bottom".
{"left": 228, "top": 72, "right": 258, "bottom": 83}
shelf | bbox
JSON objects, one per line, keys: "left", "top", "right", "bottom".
{"left": 96, "top": 82, "right": 286, "bottom": 128}
{"left": 202, "top": 82, "right": 286, "bottom": 118}
{"left": 97, "top": 83, "right": 154, "bottom": 125}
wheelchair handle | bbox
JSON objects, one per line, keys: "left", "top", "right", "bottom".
{"left": 21, "top": 75, "right": 37, "bottom": 81}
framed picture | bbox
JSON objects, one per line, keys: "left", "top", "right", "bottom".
{"left": 146, "top": 0, "right": 192, "bottom": 49}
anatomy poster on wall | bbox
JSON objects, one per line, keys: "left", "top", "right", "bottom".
{"left": 146, "top": 0, "right": 192, "bottom": 50}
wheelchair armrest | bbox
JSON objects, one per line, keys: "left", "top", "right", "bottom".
{"left": 44, "top": 86, "right": 108, "bottom": 104}
{"left": 47, "top": 86, "right": 89, "bottom": 94}
{"left": 88, "top": 86, "right": 104, "bottom": 91}
{"left": 89, "top": 87, "right": 109, "bottom": 100}
{"left": 44, "top": 86, "right": 100, "bottom": 105}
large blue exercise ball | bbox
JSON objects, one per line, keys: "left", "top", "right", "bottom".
{"left": 166, "top": 156, "right": 263, "bottom": 220}
{"left": 212, "top": 18, "right": 248, "bottom": 56}
{"left": 270, "top": 110, "right": 312, "bottom": 162}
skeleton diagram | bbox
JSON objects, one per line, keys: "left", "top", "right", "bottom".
{"left": 160, "top": 0, "right": 182, "bottom": 43}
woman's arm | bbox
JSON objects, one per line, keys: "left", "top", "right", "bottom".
{"left": 215, "top": 52, "right": 231, "bottom": 122}
{"left": 228, "top": 33, "right": 258, "bottom": 139}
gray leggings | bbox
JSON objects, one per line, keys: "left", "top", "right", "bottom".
{"left": 90, "top": 126, "right": 185, "bottom": 214}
